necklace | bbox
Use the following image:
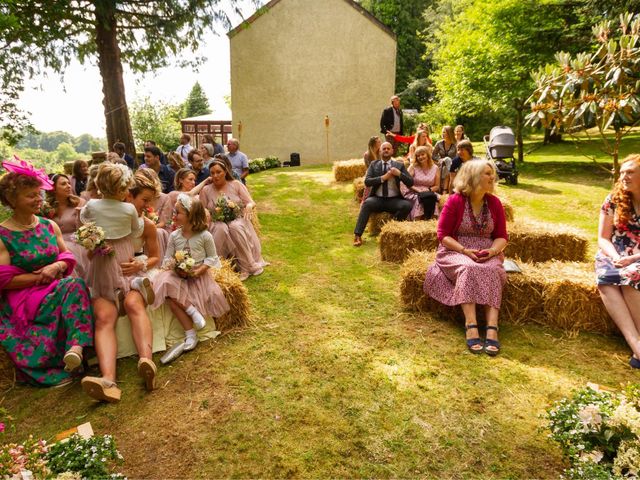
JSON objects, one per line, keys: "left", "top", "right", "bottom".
{"left": 9, "top": 215, "right": 38, "bottom": 230}
{"left": 467, "top": 198, "right": 490, "bottom": 233}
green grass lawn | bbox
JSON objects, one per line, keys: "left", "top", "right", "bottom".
{"left": 2, "top": 137, "right": 640, "bottom": 478}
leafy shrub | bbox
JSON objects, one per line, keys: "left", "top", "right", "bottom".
{"left": 248, "top": 156, "right": 280, "bottom": 173}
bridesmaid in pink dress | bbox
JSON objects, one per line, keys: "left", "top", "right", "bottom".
{"left": 46, "top": 174, "right": 89, "bottom": 278}
{"left": 199, "top": 159, "right": 268, "bottom": 281}
{"left": 401, "top": 146, "right": 441, "bottom": 220}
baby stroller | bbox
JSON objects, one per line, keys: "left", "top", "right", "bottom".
{"left": 483, "top": 126, "right": 518, "bottom": 185}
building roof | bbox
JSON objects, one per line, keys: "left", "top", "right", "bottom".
{"left": 181, "top": 113, "right": 231, "bottom": 122}
{"left": 228, "top": 0, "right": 396, "bottom": 40}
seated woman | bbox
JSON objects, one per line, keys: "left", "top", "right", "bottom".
{"left": 454, "top": 124, "right": 469, "bottom": 143}
{"left": 408, "top": 130, "right": 431, "bottom": 163}
{"left": 401, "top": 146, "right": 440, "bottom": 220}
{"left": 46, "top": 174, "right": 88, "bottom": 279}
{"left": 432, "top": 125, "right": 457, "bottom": 193}
{"left": 424, "top": 160, "right": 508, "bottom": 355}
{"left": 199, "top": 159, "right": 268, "bottom": 281}
{"left": 363, "top": 136, "right": 381, "bottom": 167}
{"left": 70, "top": 159, "right": 89, "bottom": 197}
{"left": 596, "top": 154, "right": 640, "bottom": 368}
{"left": 0, "top": 158, "right": 94, "bottom": 387}
{"left": 449, "top": 140, "right": 479, "bottom": 186}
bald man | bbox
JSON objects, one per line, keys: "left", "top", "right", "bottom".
{"left": 353, "top": 142, "right": 413, "bottom": 246}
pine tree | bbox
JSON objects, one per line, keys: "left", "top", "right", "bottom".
{"left": 183, "top": 82, "right": 211, "bottom": 118}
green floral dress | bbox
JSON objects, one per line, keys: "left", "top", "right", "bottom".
{"left": 0, "top": 218, "right": 94, "bottom": 386}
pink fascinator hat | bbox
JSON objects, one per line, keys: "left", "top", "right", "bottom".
{"left": 1, "top": 155, "right": 54, "bottom": 190}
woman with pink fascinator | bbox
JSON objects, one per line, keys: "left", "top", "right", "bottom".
{"left": 0, "top": 157, "right": 94, "bottom": 387}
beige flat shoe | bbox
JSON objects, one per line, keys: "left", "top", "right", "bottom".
{"left": 81, "top": 376, "right": 121, "bottom": 403}
{"left": 63, "top": 350, "right": 83, "bottom": 373}
{"left": 138, "top": 358, "right": 157, "bottom": 392}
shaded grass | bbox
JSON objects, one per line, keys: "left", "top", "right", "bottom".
{"left": 1, "top": 154, "right": 638, "bottom": 478}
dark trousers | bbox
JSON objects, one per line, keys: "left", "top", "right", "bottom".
{"left": 354, "top": 195, "right": 413, "bottom": 236}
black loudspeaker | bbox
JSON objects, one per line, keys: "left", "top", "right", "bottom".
{"left": 290, "top": 152, "right": 300, "bottom": 167}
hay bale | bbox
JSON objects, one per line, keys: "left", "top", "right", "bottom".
{"left": 212, "top": 260, "right": 251, "bottom": 332}
{"left": 0, "top": 347, "right": 15, "bottom": 391}
{"left": 380, "top": 218, "right": 588, "bottom": 264}
{"left": 333, "top": 159, "right": 367, "bottom": 182}
{"left": 380, "top": 220, "right": 438, "bottom": 263}
{"left": 506, "top": 219, "right": 588, "bottom": 263}
{"left": 367, "top": 212, "right": 394, "bottom": 236}
{"left": 399, "top": 253, "right": 613, "bottom": 335}
{"left": 353, "top": 176, "right": 365, "bottom": 202}
{"left": 250, "top": 211, "right": 261, "bottom": 237}
{"left": 502, "top": 199, "right": 515, "bottom": 222}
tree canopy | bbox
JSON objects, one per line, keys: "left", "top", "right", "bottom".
{"left": 0, "top": 1, "right": 239, "bottom": 152}
{"left": 183, "top": 82, "right": 211, "bottom": 118}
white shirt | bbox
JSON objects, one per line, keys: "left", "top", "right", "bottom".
{"left": 375, "top": 160, "right": 400, "bottom": 198}
{"left": 175, "top": 144, "right": 193, "bottom": 162}
{"left": 80, "top": 198, "right": 144, "bottom": 240}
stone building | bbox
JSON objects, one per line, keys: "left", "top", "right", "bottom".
{"left": 228, "top": 0, "right": 396, "bottom": 164}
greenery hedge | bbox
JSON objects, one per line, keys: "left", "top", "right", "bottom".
{"left": 248, "top": 156, "right": 281, "bottom": 173}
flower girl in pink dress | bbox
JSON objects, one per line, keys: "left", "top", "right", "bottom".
{"left": 79, "top": 163, "right": 154, "bottom": 312}
{"left": 151, "top": 194, "right": 229, "bottom": 354}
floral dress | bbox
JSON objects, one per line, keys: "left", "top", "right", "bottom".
{"left": 595, "top": 194, "right": 640, "bottom": 289}
{"left": 0, "top": 219, "right": 94, "bottom": 386}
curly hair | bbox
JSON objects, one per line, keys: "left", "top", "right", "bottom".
{"left": 611, "top": 154, "right": 640, "bottom": 228}
{"left": 46, "top": 174, "right": 81, "bottom": 209}
{"left": 96, "top": 162, "right": 134, "bottom": 198}
{"left": 0, "top": 173, "right": 43, "bottom": 208}
{"left": 130, "top": 168, "right": 161, "bottom": 199}
{"left": 453, "top": 159, "right": 497, "bottom": 196}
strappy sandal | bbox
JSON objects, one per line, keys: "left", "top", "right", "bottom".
{"left": 465, "top": 324, "right": 483, "bottom": 354}
{"left": 81, "top": 376, "right": 121, "bottom": 403}
{"left": 484, "top": 325, "right": 501, "bottom": 356}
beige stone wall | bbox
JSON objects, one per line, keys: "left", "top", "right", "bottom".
{"left": 229, "top": 0, "right": 396, "bottom": 164}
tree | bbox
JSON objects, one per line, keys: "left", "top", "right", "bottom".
{"left": 0, "top": 2, "right": 239, "bottom": 153}
{"left": 359, "top": 0, "right": 434, "bottom": 108}
{"left": 40, "top": 131, "right": 74, "bottom": 152}
{"left": 183, "top": 82, "right": 211, "bottom": 118}
{"left": 54, "top": 142, "right": 79, "bottom": 162}
{"left": 526, "top": 13, "right": 640, "bottom": 179}
{"left": 426, "top": 0, "right": 583, "bottom": 160}
{"left": 130, "top": 97, "right": 183, "bottom": 152}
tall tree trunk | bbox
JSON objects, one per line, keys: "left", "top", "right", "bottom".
{"left": 514, "top": 99, "right": 524, "bottom": 163}
{"left": 94, "top": 2, "right": 136, "bottom": 159}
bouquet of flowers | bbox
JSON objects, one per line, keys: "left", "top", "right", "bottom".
{"left": 210, "top": 195, "right": 243, "bottom": 223}
{"left": 73, "top": 223, "right": 113, "bottom": 256}
{"left": 39, "top": 201, "right": 56, "bottom": 219}
{"left": 165, "top": 250, "right": 196, "bottom": 278}
{"left": 545, "top": 383, "right": 640, "bottom": 479}
{"left": 142, "top": 206, "right": 159, "bottom": 224}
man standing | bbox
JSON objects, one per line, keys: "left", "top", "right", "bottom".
{"left": 141, "top": 146, "right": 175, "bottom": 194}
{"left": 353, "top": 142, "right": 413, "bottom": 246}
{"left": 380, "top": 95, "right": 404, "bottom": 155}
{"left": 227, "top": 138, "right": 249, "bottom": 184}
{"left": 175, "top": 134, "right": 193, "bottom": 164}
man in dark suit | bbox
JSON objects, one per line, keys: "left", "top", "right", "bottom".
{"left": 353, "top": 142, "right": 413, "bottom": 246}
{"left": 380, "top": 95, "right": 403, "bottom": 154}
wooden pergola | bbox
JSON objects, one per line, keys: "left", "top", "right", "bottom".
{"left": 180, "top": 114, "right": 233, "bottom": 148}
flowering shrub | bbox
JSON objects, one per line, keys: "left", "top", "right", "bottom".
{"left": 46, "top": 434, "right": 124, "bottom": 479}
{"left": 546, "top": 384, "right": 640, "bottom": 479}
{"left": 0, "top": 436, "right": 49, "bottom": 478}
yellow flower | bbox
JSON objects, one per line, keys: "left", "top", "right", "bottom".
{"left": 175, "top": 250, "right": 187, "bottom": 262}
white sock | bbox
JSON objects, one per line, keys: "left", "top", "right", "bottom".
{"left": 184, "top": 329, "right": 198, "bottom": 351}
{"left": 185, "top": 305, "right": 206, "bottom": 330}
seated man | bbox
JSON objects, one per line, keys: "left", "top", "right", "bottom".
{"left": 353, "top": 142, "right": 413, "bottom": 246}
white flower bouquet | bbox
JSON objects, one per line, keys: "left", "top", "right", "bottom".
{"left": 165, "top": 250, "right": 196, "bottom": 278}
{"left": 73, "top": 223, "right": 113, "bottom": 256}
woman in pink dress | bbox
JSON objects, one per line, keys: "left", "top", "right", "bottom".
{"left": 199, "top": 159, "right": 267, "bottom": 281}
{"left": 45, "top": 174, "right": 88, "bottom": 279}
{"left": 401, "top": 146, "right": 441, "bottom": 220}
{"left": 424, "top": 160, "right": 508, "bottom": 355}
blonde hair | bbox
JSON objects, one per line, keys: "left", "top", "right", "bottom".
{"left": 130, "top": 168, "right": 161, "bottom": 199}
{"left": 453, "top": 160, "right": 496, "bottom": 196}
{"left": 85, "top": 163, "right": 101, "bottom": 194}
{"left": 411, "top": 130, "right": 428, "bottom": 151}
{"left": 168, "top": 152, "right": 185, "bottom": 170}
{"left": 106, "top": 152, "right": 122, "bottom": 164}
{"left": 95, "top": 162, "right": 134, "bottom": 198}
{"left": 611, "top": 154, "right": 640, "bottom": 228}
{"left": 413, "top": 146, "right": 434, "bottom": 169}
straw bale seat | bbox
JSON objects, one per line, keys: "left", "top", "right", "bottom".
{"left": 367, "top": 212, "right": 394, "bottom": 236}
{"left": 380, "top": 218, "right": 589, "bottom": 264}
{"left": 400, "top": 251, "right": 614, "bottom": 335}
{"left": 333, "top": 159, "right": 367, "bottom": 182}
{"left": 354, "top": 176, "right": 365, "bottom": 202}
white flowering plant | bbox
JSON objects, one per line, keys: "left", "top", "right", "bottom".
{"left": 546, "top": 384, "right": 640, "bottom": 479}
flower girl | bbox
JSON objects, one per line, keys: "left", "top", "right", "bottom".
{"left": 79, "top": 163, "right": 154, "bottom": 312}
{"left": 152, "top": 194, "right": 230, "bottom": 354}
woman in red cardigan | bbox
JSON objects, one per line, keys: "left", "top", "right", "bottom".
{"left": 424, "top": 160, "right": 508, "bottom": 355}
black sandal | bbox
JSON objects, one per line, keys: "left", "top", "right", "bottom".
{"left": 465, "top": 324, "right": 483, "bottom": 354}
{"left": 484, "top": 326, "right": 501, "bottom": 356}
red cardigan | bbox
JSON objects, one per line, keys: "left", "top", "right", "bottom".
{"left": 437, "top": 193, "right": 508, "bottom": 242}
